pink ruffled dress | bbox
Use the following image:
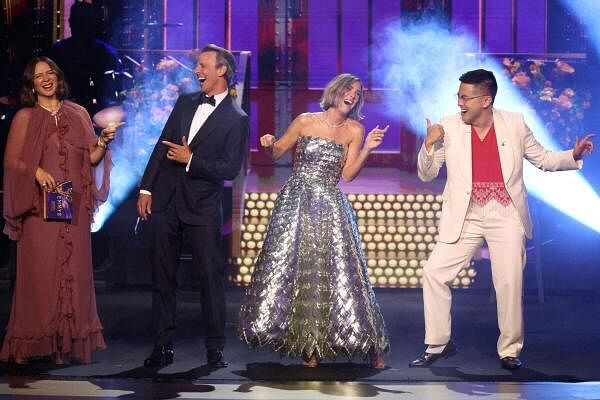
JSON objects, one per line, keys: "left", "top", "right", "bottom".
{"left": 1, "top": 101, "right": 111, "bottom": 363}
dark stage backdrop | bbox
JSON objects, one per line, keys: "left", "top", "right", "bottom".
{"left": 2, "top": 0, "right": 594, "bottom": 156}
{"left": 103, "top": 0, "right": 552, "bottom": 155}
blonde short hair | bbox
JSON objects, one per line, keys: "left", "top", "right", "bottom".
{"left": 319, "top": 73, "right": 364, "bottom": 120}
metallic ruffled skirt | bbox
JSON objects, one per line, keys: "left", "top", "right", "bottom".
{"left": 238, "top": 173, "right": 390, "bottom": 360}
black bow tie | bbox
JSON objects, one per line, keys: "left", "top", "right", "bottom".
{"left": 199, "top": 93, "right": 216, "bottom": 106}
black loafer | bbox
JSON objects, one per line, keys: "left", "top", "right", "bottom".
{"left": 144, "top": 344, "right": 174, "bottom": 367}
{"left": 500, "top": 356, "right": 522, "bottom": 370}
{"left": 207, "top": 349, "right": 229, "bottom": 368}
{"left": 409, "top": 340, "right": 458, "bottom": 368}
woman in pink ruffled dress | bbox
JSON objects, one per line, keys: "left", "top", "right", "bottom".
{"left": 1, "top": 57, "right": 119, "bottom": 364}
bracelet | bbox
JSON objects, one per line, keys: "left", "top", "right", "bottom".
{"left": 97, "top": 137, "right": 108, "bottom": 149}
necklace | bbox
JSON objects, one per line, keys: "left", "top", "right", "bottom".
{"left": 320, "top": 113, "right": 347, "bottom": 129}
{"left": 38, "top": 101, "right": 62, "bottom": 125}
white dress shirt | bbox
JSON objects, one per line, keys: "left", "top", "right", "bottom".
{"left": 185, "top": 90, "right": 228, "bottom": 171}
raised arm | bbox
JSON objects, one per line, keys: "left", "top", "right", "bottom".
{"left": 522, "top": 118, "right": 584, "bottom": 171}
{"left": 261, "top": 113, "right": 308, "bottom": 160}
{"left": 85, "top": 111, "right": 122, "bottom": 166}
{"left": 572, "top": 134, "right": 594, "bottom": 161}
{"left": 417, "top": 118, "right": 446, "bottom": 182}
{"left": 341, "top": 123, "right": 388, "bottom": 182}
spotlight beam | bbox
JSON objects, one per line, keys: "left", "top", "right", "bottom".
{"left": 374, "top": 20, "right": 600, "bottom": 233}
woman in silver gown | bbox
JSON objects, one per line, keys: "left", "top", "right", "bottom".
{"left": 239, "top": 74, "right": 390, "bottom": 368}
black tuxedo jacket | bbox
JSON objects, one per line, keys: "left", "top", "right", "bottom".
{"left": 140, "top": 91, "right": 248, "bottom": 226}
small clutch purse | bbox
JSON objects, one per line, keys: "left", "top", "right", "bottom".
{"left": 43, "top": 181, "right": 73, "bottom": 221}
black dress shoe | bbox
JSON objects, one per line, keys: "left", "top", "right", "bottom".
{"left": 409, "top": 340, "right": 458, "bottom": 368}
{"left": 144, "top": 344, "right": 174, "bottom": 367}
{"left": 500, "top": 356, "right": 522, "bottom": 370}
{"left": 207, "top": 349, "right": 229, "bottom": 368}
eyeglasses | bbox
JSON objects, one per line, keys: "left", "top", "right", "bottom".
{"left": 455, "top": 93, "right": 487, "bottom": 102}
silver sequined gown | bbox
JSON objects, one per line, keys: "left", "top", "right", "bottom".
{"left": 239, "top": 135, "right": 389, "bottom": 360}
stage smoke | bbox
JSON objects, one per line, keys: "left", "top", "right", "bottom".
{"left": 374, "top": 19, "right": 600, "bottom": 233}
{"left": 92, "top": 58, "right": 199, "bottom": 232}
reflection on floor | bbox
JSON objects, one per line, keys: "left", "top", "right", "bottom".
{"left": 1, "top": 379, "right": 600, "bottom": 399}
{"left": 2, "top": 288, "right": 600, "bottom": 399}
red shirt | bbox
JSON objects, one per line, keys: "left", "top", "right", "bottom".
{"left": 471, "top": 124, "right": 512, "bottom": 206}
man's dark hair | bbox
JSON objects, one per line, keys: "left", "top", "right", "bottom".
{"left": 200, "top": 44, "right": 236, "bottom": 86}
{"left": 459, "top": 69, "right": 498, "bottom": 102}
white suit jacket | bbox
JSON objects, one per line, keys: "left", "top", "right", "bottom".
{"left": 417, "top": 108, "right": 581, "bottom": 243}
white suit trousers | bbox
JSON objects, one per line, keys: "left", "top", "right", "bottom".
{"left": 423, "top": 200, "right": 526, "bottom": 358}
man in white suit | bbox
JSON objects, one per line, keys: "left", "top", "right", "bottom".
{"left": 409, "top": 69, "right": 594, "bottom": 370}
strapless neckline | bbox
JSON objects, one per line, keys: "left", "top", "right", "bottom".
{"left": 299, "top": 135, "right": 347, "bottom": 148}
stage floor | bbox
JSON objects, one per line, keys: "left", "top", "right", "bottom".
{"left": 1, "top": 287, "right": 600, "bottom": 399}
{"left": 1, "top": 379, "right": 599, "bottom": 399}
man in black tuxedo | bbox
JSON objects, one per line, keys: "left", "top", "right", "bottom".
{"left": 137, "top": 44, "right": 248, "bottom": 368}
